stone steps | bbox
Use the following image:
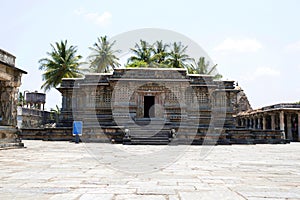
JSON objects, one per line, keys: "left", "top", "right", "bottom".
{"left": 126, "top": 131, "right": 171, "bottom": 145}
{"left": 123, "top": 118, "right": 171, "bottom": 145}
{"left": 124, "top": 139, "right": 169, "bottom": 145}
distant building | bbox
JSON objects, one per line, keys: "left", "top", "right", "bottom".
{"left": 17, "top": 91, "right": 53, "bottom": 129}
{"left": 25, "top": 91, "right": 46, "bottom": 110}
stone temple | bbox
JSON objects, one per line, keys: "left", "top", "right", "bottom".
{"left": 0, "top": 49, "right": 26, "bottom": 149}
{"left": 56, "top": 68, "right": 285, "bottom": 145}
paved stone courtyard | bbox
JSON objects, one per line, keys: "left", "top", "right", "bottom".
{"left": 1, "top": 140, "right": 300, "bottom": 200}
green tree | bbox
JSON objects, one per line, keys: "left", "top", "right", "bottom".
{"left": 151, "top": 40, "right": 169, "bottom": 67}
{"left": 88, "top": 36, "right": 120, "bottom": 73}
{"left": 50, "top": 105, "right": 61, "bottom": 124}
{"left": 39, "top": 40, "right": 82, "bottom": 92}
{"left": 187, "top": 57, "right": 222, "bottom": 79}
{"left": 17, "top": 92, "right": 25, "bottom": 106}
{"left": 126, "top": 60, "right": 148, "bottom": 68}
{"left": 166, "top": 42, "right": 191, "bottom": 68}
{"left": 127, "top": 40, "right": 154, "bottom": 66}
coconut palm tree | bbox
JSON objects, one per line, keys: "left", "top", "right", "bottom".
{"left": 39, "top": 40, "right": 82, "bottom": 92}
{"left": 187, "top": 57, "right": 222, "bottom": 79}
{"left": 151, "top": 40, "right": 169, "bottom": 67}
{"left": 127, "top": 40, "right": 154, "bottom": 66}
{"left": 88, "top": 36, "right": 120, "bottom": 73}
{"left": 166, "top": 42, "right": 191, "bottom": 68}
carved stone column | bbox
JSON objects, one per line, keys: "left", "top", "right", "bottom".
{"left": 298, "top": 112, "right": 300, "bottom": 141}
{"left": 245, "top": 118, "right": 248, "bottom": 128}
{"left": 249, "top": 116, "right": 253, "bottom": 128}
{"left": 257, "top": 117, "right": 261, "bottom": 129}
{"left": 286, "top": 114, "right": 292, "bottom": 140}
{"left": 280, "top": 111, "right": 285, "bottom": 131}
{"left": 247, "top": 118, "right": 250, "bottom": 128}
{"left": 241, "top": 118, "right": 244, "bottom": 127}
{"left": 279, "top": 111, "right": 285, "bottom": 139}
{"left": 253, "top": 117, "right": 257, "bottom": 129}
{"left": 262, "top": 115, "right": 267, "bottom": 130}
{"left": 271, "top": 113, "right": 276, "bottom": 130}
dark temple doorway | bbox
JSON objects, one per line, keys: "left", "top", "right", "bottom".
{"left": 144, "top": 96, "right": 155, "bottom": 118}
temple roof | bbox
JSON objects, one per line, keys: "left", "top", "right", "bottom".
{"left": 0, "top": 49, "right": 27, "bottom": 74}
{"left": 58, "top": 67, "right": 237, "bottom": 91}
{"left": 237, "top": 103, "right": 300, "bottom": 116}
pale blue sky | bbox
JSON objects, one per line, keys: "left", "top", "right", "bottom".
{"left": 1, "top": 0, "right": 300, "bottom": 110}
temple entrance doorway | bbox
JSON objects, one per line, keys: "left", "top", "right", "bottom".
{"left": 144, "top": 96, "right": 155, "bottom": 118}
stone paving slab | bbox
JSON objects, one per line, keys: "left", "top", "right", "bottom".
{"left": 0, "top": 140, "right": 300, "bottom": 199}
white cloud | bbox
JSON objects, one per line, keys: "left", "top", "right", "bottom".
{"left": 85, "top": 11, "right": 112, "bottom": 26}
{"left": 74, "top": 8, "right": 112, "bottom": 27}
{"left": 285, "top": 40, "right": 300, "bottom": 51}
{"left": 214, "top": 38, "right": 263, "bottom": 53}
{"left": 241, "top": 67, "right": 280, "bottom": 81}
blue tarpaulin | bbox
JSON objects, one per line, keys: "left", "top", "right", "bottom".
{"left": 72, "top": 121, "right": 83, "bottom": 136}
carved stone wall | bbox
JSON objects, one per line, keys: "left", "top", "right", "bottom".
{"left": 0, "top": 82, "right": 17, "bottom": 126}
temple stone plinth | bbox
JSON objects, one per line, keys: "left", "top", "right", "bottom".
{"left": 0, "top": 126, "right": 24, "bottom": 149}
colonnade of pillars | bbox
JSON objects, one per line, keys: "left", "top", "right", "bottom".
{"left": 238, "top": 111, "right": 300, "bottom": 141}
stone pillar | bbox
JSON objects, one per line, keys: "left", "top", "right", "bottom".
{"left": 243, "top": 118, "right": 246, "bottom": 127}
{"left": 280, "top": 111, "right": 285, "bottom": 131}
{"left": 279, "top": 111, "right": 285, "bottom": 139}
{"left": 241, "top": 118, "right": 244, "bottom": 127}
{"left": 271, "top": 114, "right": 276, "bottom": 130}
{"left": 246, "top": 118, "right": 249, "bottom": 128}
{"left": 257, "top": 117, "right": 261, "bottom": 129}
{"left": 298, "top": 113, "right": 300, "bottom": 141}
{"left": 253, "top": 117, "right": 257, "bottom": 129}
{"left": 286, "top": 114, "right": 293, "bottom": 140}
{"left": 262, "top": 115, "right": 267, "bottom": 130}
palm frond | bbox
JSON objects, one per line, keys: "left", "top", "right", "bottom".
{"left": 38, "top": 40, "right": 82, "bottom": 92}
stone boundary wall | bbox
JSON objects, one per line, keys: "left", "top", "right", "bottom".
{"left": 18, "top": 107, "right": 54, "bottom": 128}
